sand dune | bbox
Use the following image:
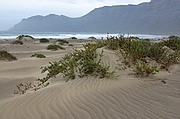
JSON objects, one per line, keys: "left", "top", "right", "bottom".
{"left": 0, "top": 69, "right": 179, "bottom": 119}
{"left": 0, "top": 39, "right": 180, "bottom": 119}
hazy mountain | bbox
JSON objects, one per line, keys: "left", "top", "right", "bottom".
{"left": 9, "top": 0, "right": 180, "bottom": 35}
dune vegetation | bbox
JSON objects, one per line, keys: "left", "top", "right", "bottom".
{"left": 39, "top": 38, "right": 49, "bottom": 43}
{"left": 39, "top": 36, "right": 179, "bottom": 85}
{"left": 55, "top": 39, "right": 69, "bottom": 45}
{"left": 14, "top": 35, "right": 180, "bottom": 94}
{"left": 0, "top": 50, "right": 17, "bottom": 61}
{"left": 106, "top": 36, "right": 179, "bottom": 73}
{"left": 47, "top": 44, "right": 65, "bottom": 51}
{"left": 43, "top": 43, "right": 114, "bottom": 80}
{"left": 16, "top": 35, "right": 34, "bottom": 40}
{"left": 88, "top": 36, "right": 97, "bottom": 40}
{"left": 12, "top": 40, "right": 23, "bottom": 45}
{"left": 69, "top": 37, "right": 77, "bottom": 39}
{"left": 31, "top": 53, "right": 46, "bottom": 58}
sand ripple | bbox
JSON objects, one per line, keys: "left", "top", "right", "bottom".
{"left": 0, "top": 43, "right": 179, "bottom": 119}
{"left": 0, "top": 68, "right": 180, "bottom": 119}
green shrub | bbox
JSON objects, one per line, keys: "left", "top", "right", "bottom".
{"left": 161, "top": 36, "right": 180, "bottom": 51}
{"left": 160, "top": 52, "right": 179, "bottom": 70}
{"left": 47, "top": 44, "right": 65, "bottom": 51}
{"left": 31, "top": 53, "right": 46, "bottom": 58}
{"left": 168, "top": 35, "right": 179, "bottom": 39}
{"left": 107, "top": 36, "right": 122, "bottom": 50}
{"left": 39, "top": 38, "right": 49, "bottom": 43}
{"left": 134, "top": 61, "right": 159, "bottom": 77}
{"left": 16, "top": 35, "right": 34, "bottom": 40}
{"left": 41, "top": 43, "right": 114, "bottom": 84}
{"left": 106, "top": 36, "right": 179, "bottom": 72}
{"left": 94, "top": 37, "right": 168, "bottom": 68}
{"left": 70, "top": 37, "right": 77, "bottom": 39}
{"left": 143, "top": 39, "right": 150, "bottom": 42}
{"left": 129, "top": 36, "right": 140, "bottom": 40}
{"left": 125, "top": 40, "right": 151, "bottom": 60}
{"left": 56, "top": 39, "right": 69, "bottom": 45}
{"left": 0, "top": 50, "right": 17, "bottom": 61}
{"left": 96, "top": 40, "right": 108, "bottom": 48}
{"left": 12, "top": 40, "right": 23, "bottom": 45}
{"left": 88, "top": 36, "right": 96, "bottom": 39}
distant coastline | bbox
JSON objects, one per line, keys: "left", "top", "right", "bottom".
{"left": 0, "top": 31, "right": 168, "bottom": 40}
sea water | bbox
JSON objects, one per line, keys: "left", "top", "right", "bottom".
{"left": 0, "top": 31, "right": 168, "bottom": 40}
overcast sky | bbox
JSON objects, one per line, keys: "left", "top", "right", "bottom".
{"left": 0, "top": 0, "right": 150, "bottom": 31}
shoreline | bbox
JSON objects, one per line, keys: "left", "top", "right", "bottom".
{"left": 0, "top": 32, "right": 169, "bottom": 40}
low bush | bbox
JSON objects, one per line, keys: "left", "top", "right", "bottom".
{"left": 12, "top": 40, "right": 23, "bottom": 45}
{"left": 31, "top": 53, "right": 46, "bottom": 58}
{"left": 41, "top": 43, "right": 114, "bottom": 84}
{"left": 105, "top": 36, "right": 179, "bottom": 76}
{"left": 129, "top": 36, "right": 140, "bottom": 40}
{"left": 16, "top": 35, "right": 34, "bottom": 40}
{"left": 168, "top": 35, "right": 179, "bottom": 39}
{"left": 161, "top": 36, "right": 180, "bottom": 51}
{"left": 0, "top": 50, "right": 17, "bottom": 61}
{"left": 134, "top": 61, "right": 159, "bottom": 77}
{"left": 88, "top": 36, "right": 96, "bottom": 39}
{"left": 69, "top": 44, "right": 73, "bottom": 46}
{"left": 47, "top": 44, "right": 65, "bottom": 51}
{"left": 56, "top": 39, "right": 69, "bottom": 45}
{"left": 107, "top": 36, "right": 179, "bottom": 67}
{"left": 39, "top": 38, "right": 49, "bottom": 43}
{"left": 70, "top": 37, "right": 77, "bottom": 39}
{"left": 160, "top": 52, "right": 179, "bottom": 70}
{"left": 107, "top": 36, "right": 122, "bottom": 50}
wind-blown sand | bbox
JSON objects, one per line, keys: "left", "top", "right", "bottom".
{"left": 0, "top": 39, "right": 180, "bottom": 119}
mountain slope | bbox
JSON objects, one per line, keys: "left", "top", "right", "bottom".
{"left": 9, "top": 0, "right": 180, "bottom": 35}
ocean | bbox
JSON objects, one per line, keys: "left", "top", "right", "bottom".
{"left": 0, "top": 31, "right": 168, "bottom": 40}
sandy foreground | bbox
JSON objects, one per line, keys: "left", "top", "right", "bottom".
{"left": 0, "top": 38, "right": 180, "bottom": 119}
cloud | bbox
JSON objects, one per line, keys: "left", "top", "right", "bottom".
{"left": 55, "top": 0, "right": 150, "bottom": 5}
{"left": 0, "top": 0, "right": 150, "bottom": 30}
{"left": 0, "top": 0, "right": 151, "bottom": 17}
{"left": 0, "top": 0, "right": 150, "bottom": 13}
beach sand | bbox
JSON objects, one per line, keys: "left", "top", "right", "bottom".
{"left": 0, "top": 38, "right": 179, "bottom": 119}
